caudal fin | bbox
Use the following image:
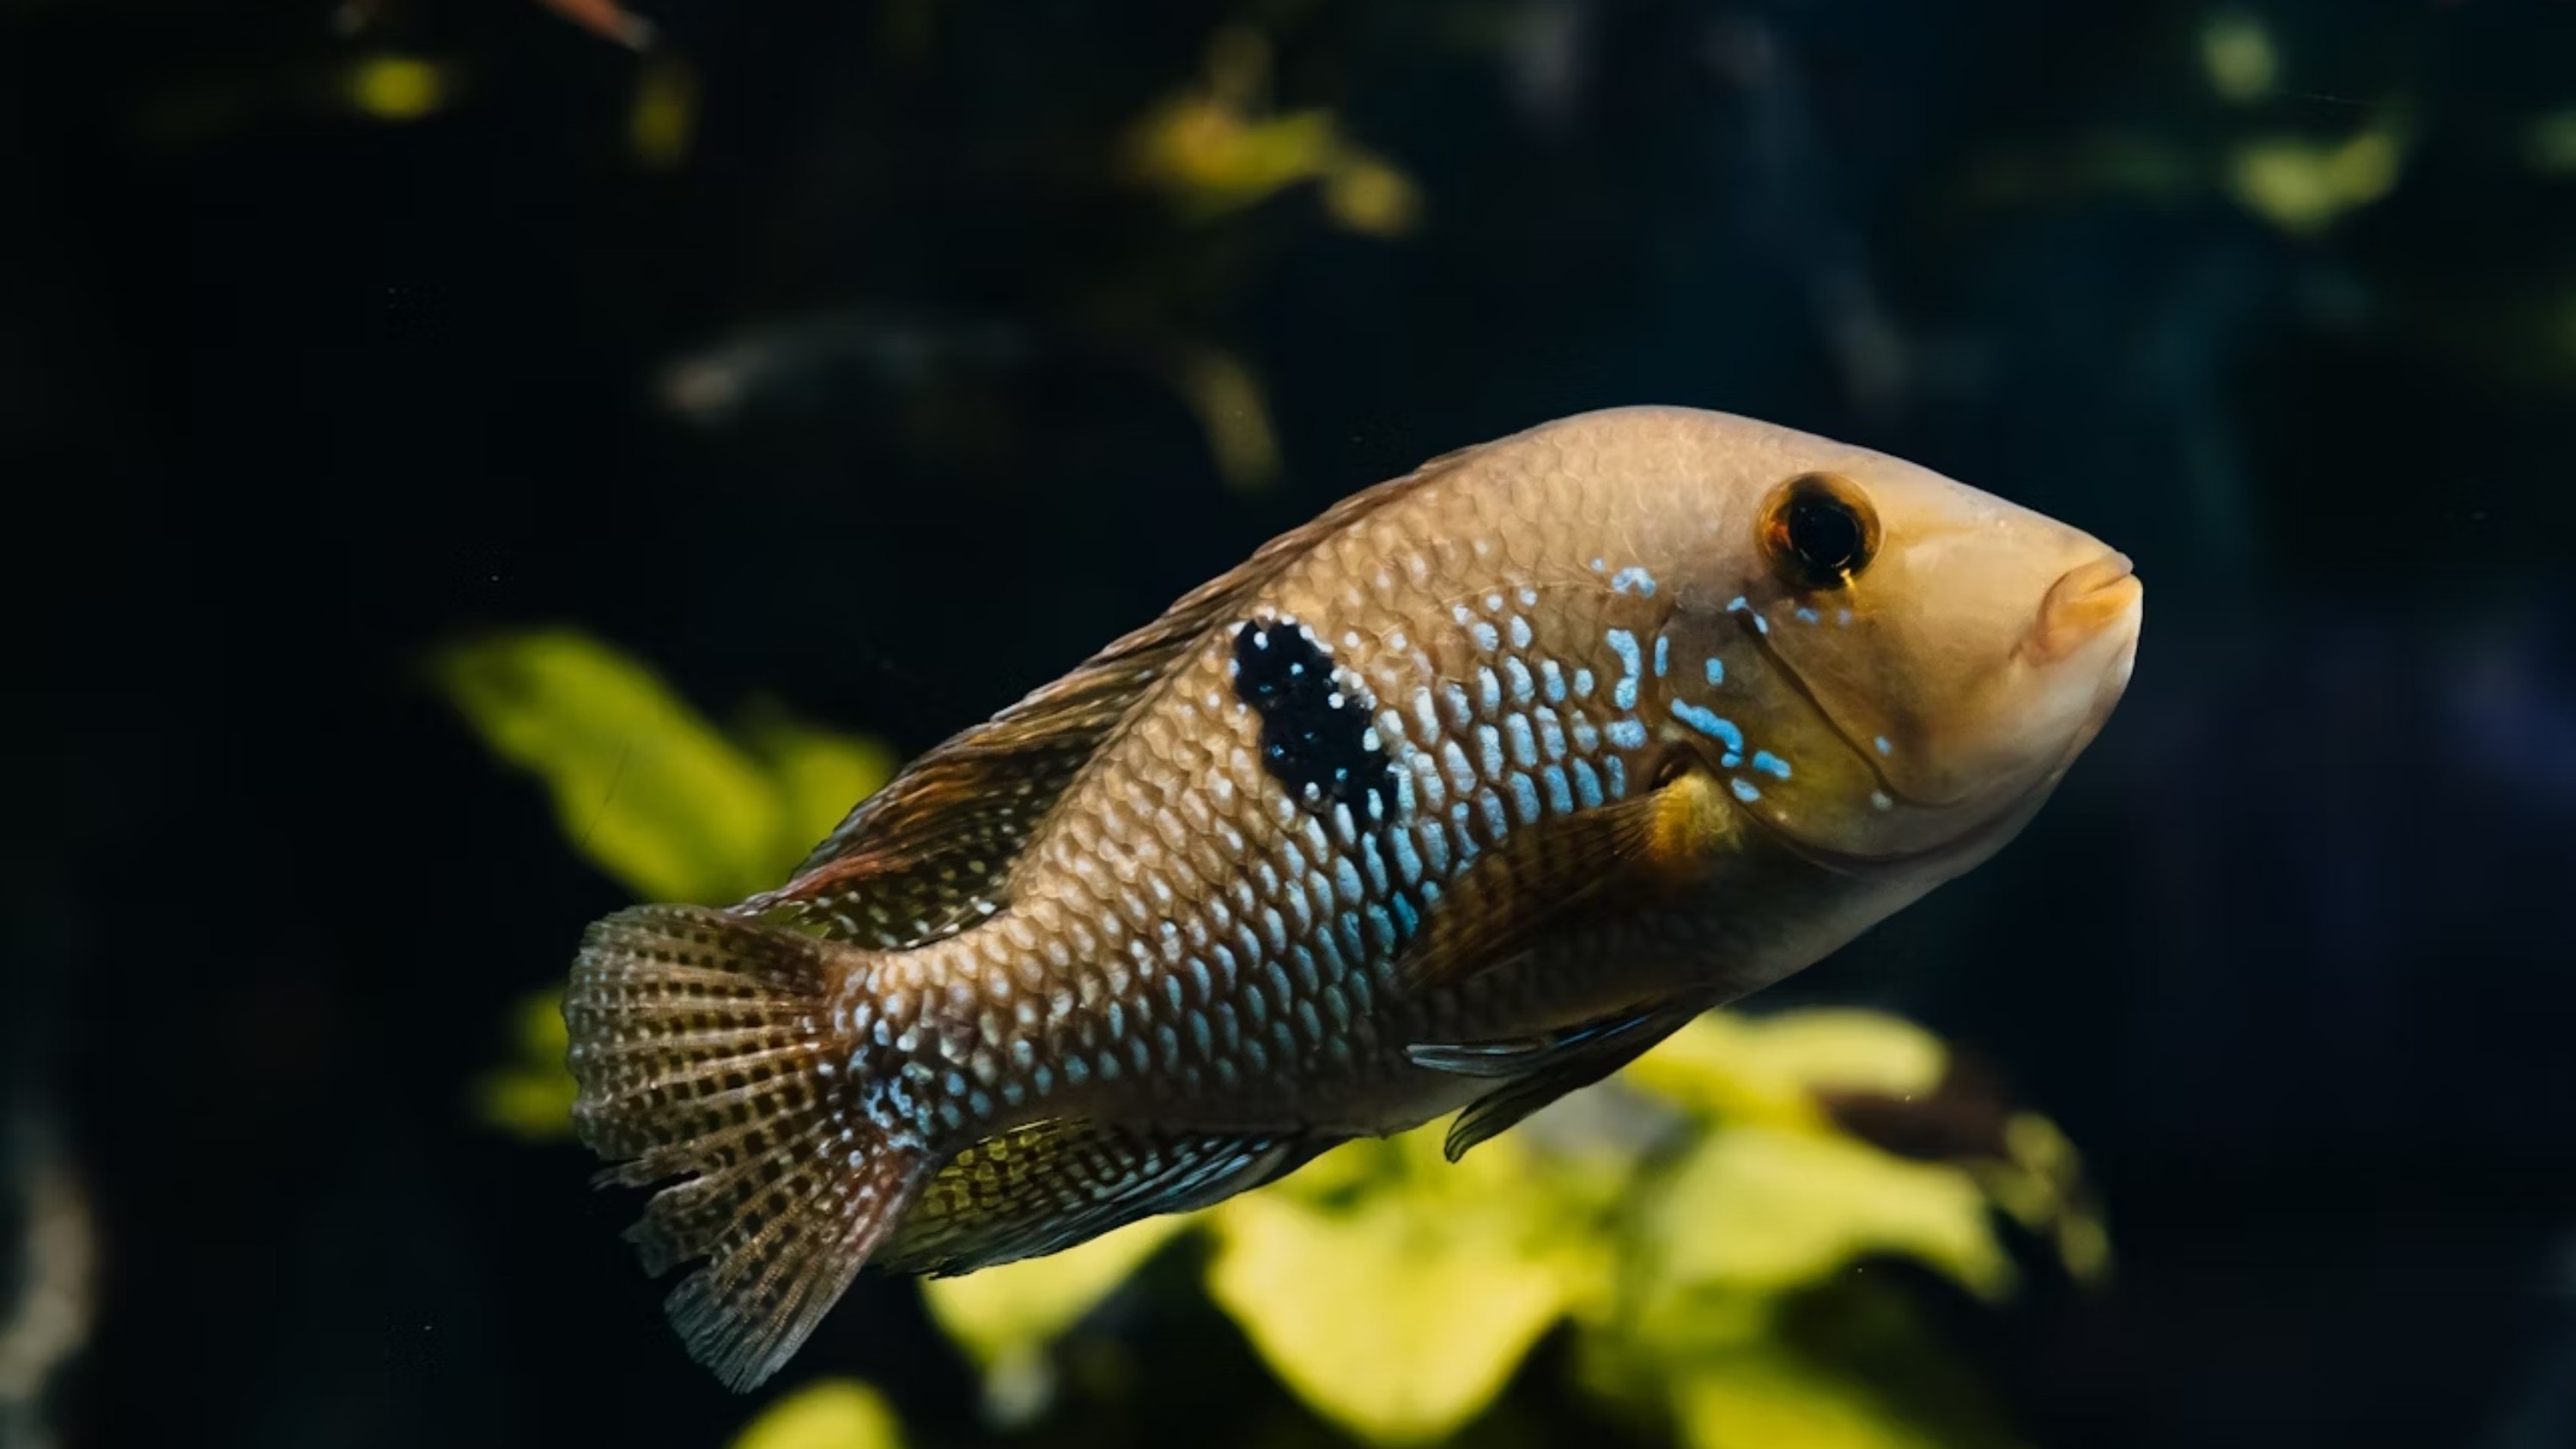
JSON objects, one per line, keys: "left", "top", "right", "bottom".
{"left": 564, "top": 904, "right": 924, "bottom": 1391}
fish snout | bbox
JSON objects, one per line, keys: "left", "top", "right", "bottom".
{"left": 2027, "top": 551, "right": 2142, "bottom": 665}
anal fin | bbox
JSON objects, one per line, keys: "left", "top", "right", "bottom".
{"left": 880, "top": 1121, "right": 1323, "bottom": 1276}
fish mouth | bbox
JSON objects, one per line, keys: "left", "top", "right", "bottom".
{"left": 2025, "top": 552, "right": 2142, "bottom": 666}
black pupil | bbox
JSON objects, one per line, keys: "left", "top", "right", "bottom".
{"left": 1785, "top": 492, "right": 1863, "bottom": 576}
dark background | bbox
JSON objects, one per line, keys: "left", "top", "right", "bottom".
{"left": 8, "top": 0, "right": 2576, "bottom": 1446}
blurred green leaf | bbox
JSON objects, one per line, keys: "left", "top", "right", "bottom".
{"left": 629, "top": 53, "right": 696, "bottom": 169}
{"left": 2199, "top": 9, "right": 2277, "bottom": 105}
{"left": 471, "top": 988, "right": 576, "bottom": 1141}
{"left": 1206, "top": 1129, "right": 1612, "bottom": 1446}
{"left": 1644, "top": 1128, "right": 2012, "bottom": 1306}
{"left": 729, "top": 1379, "right": 905, "bottom": 1449}
{"left": 920, "top": 1214, "right": 1194, "bottom": 1378}
{"left": 740, "top": 703, "right": 904, "bottom": 867}
{"left": 2227, "top": 127, "right": 2402, "bottom": 235}
{"left": 437, "top": 629, "right": 784, "bottom": 903}
{"left": 1669, "top": 1342, "right": 2008, "bottom": 1449}
{"left": 442, "top": 629, "right": 900, "bottom": 1142}
{"left": 1123, "top": 24, "right": 1422, "bottom": 239}
{"left": 1625, "top": 1011, "right": 1948, "bottom": 1133}
{"left": 343, "top": 53, "right": 447, "bottom": 123}
{"left": 2528, "top": 110, "right": 2576, "bottom": 176}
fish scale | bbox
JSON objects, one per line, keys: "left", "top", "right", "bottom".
{"left": 562, "top": 404, "right": 2144, "bottom": 1390}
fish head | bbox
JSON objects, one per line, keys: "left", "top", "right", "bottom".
{"left": 1642, "top": 414, "right": 2142, "bottom": 880}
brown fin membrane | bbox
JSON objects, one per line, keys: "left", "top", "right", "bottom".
{"left": 879, "top": 1121, "right": 1327, "bottom": 1276}
{"left": 1429, "top": 1003, "right": 1704, "bottom": 1161}
{"left": 741, "top": 442, "right": 1497, "bottom": 950}
{"left": 1393, "top": 765, "right": 1740, "bottom": 995}
{"left": 566, "top": 904, "right": 923, "bottom": 1392}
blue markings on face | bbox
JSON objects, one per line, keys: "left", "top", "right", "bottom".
{"left": 1874, "top": 735, "right": 1893, "bottom": 756}
{"left": 1606, "top": 630, "right": 1643, "bottom": 709}
{"left": 1653, "top": 635, "right": 1670, "bottom": 678}
{"left": 1751, "top": 751, "right": 1791, "bottom": 780}
{"left": 1589, "top": 557, "right": 1607, "bottom": 573}
{"left": 1669, "top": 700, "right": 1744, "bottom": 753}
{"left": 1606, "top": 718, "right": 1648, "bottom": 750}
{"left": 1729, "top": 778, "right": 1763, "bottom": 803}
{"left": 1540, "top": 659, "right": 1566, "bottom": 703}
{"left": 1573, "top": 667, "right": 1595, "bottom": 699}
{"left": 1610, "top": 566, "right": 1658, "bottom": 597}
{"left": 1704, "top": 657, "right": 1725, "bottom": 686}
{"left": 1794, "top": 607, "right": 1820, "bottom": 625}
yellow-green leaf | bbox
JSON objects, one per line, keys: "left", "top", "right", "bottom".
{"left": 471, "top": 988, "right": 576, "bottom": 1140}
{"left": 1624, "top": 1010, "right": 1948, "bottom": 1134}
{"left": 729, "top": 1379, "right": 905, "bottom": 1449}
{"left": 740, "top": 704, "right": 902, "bottom": 864}
{"left": 1644, "top": 1128, "right": 2012, "bottom": 1306}
{"left": 2198, "top": 10, "right": 2277, "bottom": 105}
{"left": 1205, "top": 1129, "right": 1607, "bottom": 1446}
{"left": 2226, "top": 127, "right": 2403, "bottom": 235}
{"left": 1672, "top": 1352, "right": 1954, "bottom": 1449}
{"left": 436, "top": 630, "right": 782, "bottom": 903}
{"left": 920, "top": 1213, "right": 1194, "bottom": 1374}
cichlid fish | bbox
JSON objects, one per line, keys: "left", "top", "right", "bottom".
{"left": 563, "top": 405, "right": 2143, "bottom": 1390}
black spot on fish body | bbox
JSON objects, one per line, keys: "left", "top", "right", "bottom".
{"left": 1232, "top": 618, "right": 1395, "bottom": 820}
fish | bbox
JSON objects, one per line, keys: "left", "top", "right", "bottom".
{"left": 562, "top": 404, "right": 2144, "bottom": 1390}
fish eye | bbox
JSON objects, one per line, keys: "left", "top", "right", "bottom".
{"left": 1761, "top": 472, "right": 1878, "bottom": 591}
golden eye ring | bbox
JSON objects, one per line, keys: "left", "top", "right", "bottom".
{"left": 1759, "top": 472, "right": 1880, "bottom": 591}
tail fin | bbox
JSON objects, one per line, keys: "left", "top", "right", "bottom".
{"left": 564, "top": 904, "right": 926, "bottom": 1391}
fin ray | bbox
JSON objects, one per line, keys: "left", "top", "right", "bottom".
{"left": 879, "top": 1121, "right": 1318, "bottom": 1275}
{"left": 1393, "top": 769, "right": 1736, "bottom": 995}
{"left": 1422, "top": 1003, "right": 1705, "bottom": 1161}
{"left": 568, "top": 904, "right": 927, "bottom": 1392}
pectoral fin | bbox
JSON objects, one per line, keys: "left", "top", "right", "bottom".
{"left": 1391, "top": 765, "right": 1739, "bottom": 995}
{"left": 1413, "top": 1003, "right": 1705, "bottom": 1161}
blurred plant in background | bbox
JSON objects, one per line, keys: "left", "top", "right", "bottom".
{"left": 443, "top": 630, "right": 2104, "bottom": 1449}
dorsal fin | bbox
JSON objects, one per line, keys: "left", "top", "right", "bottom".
{"left": 742, "top": 442, "right": 1492, "bottom": 948}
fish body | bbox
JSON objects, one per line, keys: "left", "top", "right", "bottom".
{"left": 564, "top": 405, "right": 2143, "bottom": 1389}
